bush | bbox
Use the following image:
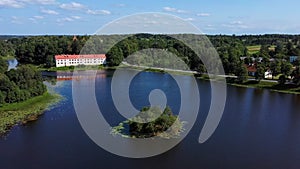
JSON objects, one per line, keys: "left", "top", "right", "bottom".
{"left": 278, "top": 75, "right": 286, "bottom": 85}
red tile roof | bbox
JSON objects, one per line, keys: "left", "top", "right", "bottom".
{"left": 55, "top": 54, "right": 106, "bottom": 60}
{"left": 244, "top": 64, "right": 257, "bottom": 72}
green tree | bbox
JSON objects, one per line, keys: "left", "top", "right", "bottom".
{"left": 278, "top": 75, "right": 286, "bottom": 85}
{"left": 71, "top": 39, "right": 81, "bottom": 54}
{"left": 45, "top": 55, "right": 55, "bottom": 68}
{"left": 0, "top": 58, "right": 8, "bottom": 73}
{"left": 291, "top": 67, "right": 300, "bottom": 85}
{"left": 106, "top": 46, "right": 124, "bottom": 66}
{"left": 3, "top": 65, "right": 46, "bottom": 103}
{"left": 235, "top": 62, "right": 248, "bottom": 83}
{"left": 128, "top": 106, "right": 177, "bottom": 138}
{"left": 0, "top": 73, "right": 13, "bottom": 92}
{"left": 275, "top": 42, "right": 284, "bottom": 54}
{"left": 0, "top": 91, "right": 6, "bottom": 105}
{"left": 281, "top": 62, "right": 293, "bottom": 77}
{"left": 255, "top": 64, "right": 266, "bottom": 81}
{"left": 0, "top": 40, "right": 15, "bottom": 57}
{"left": 259, "top": 44, "right": 270, "bottom": 58}
{"left": 270, "top": 61, "right": 281, "bottom": 79}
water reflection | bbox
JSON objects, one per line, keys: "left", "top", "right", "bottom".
{"left": 42, "top": 70, "right": 108, "bottom": 81}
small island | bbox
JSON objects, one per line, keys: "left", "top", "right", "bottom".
{"left": 111, "top": 106, "right": 184, "bottom": 139}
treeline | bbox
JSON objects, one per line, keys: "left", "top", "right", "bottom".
{"left": 0, "top": 34, "right": 300, "bottom": 83}
{"left": 1, "top": 34, "right": 300, "bottom": 66}
{"left": 0, "top": 58, "right": 46, "bottom": 105}
{"left": 105, "top": 34, "right": 206, "bottom": 72}
{"left": 11, "top": 36, "right": 87, "bottom": 67}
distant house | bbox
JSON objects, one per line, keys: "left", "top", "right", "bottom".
{"left": 269, "top": 58, "right": 275, "bottom": 62}
{"left": 240, "top": 57, "right": 247, "bottom": 61}
{"left": 55, "top": 54, "right": 106, "bottom": 67}
{"left": 264, "top": 69, "right": 272, "bottom": 79}
{"left": 256, "top": 57, "right": 263, "bottom": 63}
{"left": 240, "top": 57, "right": 259, "bottom": 63}
{"left": 290, "top": 56, "right": 299, "bottom": 63}
{"left": 245, "top": 64, "right": 257, "bottom": 76}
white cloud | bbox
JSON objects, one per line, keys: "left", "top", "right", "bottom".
{"left": 230, "top": 21, "right": 243, "bottom": 25}
{"left": 222, "top": 21, "right": 249, "bottom": 29}
{"left": 71, "top": 16, "right": 81, "bottom": 19}
{"left": 59, "top": 2, "right": 85, "bottom": 10}
{"left": 21, "top": 0, "right": 56, "bottom": 5}
{"left": 163, "top": 7, "right": 176, "bottom": 12}
{"left": 115, "top": 3, "right": 125, "bottom": 7}
{"left": 29, "top": 18, "right": 38, "bottom": 23}
{"left": 87, "top": 9, "right": 111, "bottom": 15}
{"left": 34, "top": 15, "right": 44, "bottom": 19}
{"left": 197, "top": 13, "right": 211, "bottom": 17}
{"left": 163, "top": 7, "right": 187, "bottom": 13}
{"left": 184, "top": 18, "right": 195, "bottom": 21}
{"left": 204, "top": 24, "right": 216, "bottom": 30}
{"left": 41, "top": 8, "right": 59, "bottom": 15}
{"left": 57, "top": 17, "right": 74, "bottom": 23}
{"left": 0, "top": 0, "right": 24, "bottom": 8}
{"left": 29, "top": 15, "right": 44, "bottom": 23}
{"left": 0, "top": 0, "right": 57, "bottom": 8}
{"left": 11, "top": 16, "right": 22, "bottom": 24}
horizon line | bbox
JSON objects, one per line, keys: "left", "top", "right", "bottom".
{"left": 1, "top": 33, "right": 300, "bottom": 36}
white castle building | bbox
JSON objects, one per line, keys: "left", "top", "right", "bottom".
{"left": 55, "top": 54, "right": 106, "bottom": 67}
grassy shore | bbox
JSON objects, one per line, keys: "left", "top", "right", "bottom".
{"left": 228, "top": 80, "right": 300, "bottom": 94}
{"left": 0, "top": 92, "right": 61, "bottom": 135}
{"left": 194, "top": 74, "right": 300, "bottom": 94}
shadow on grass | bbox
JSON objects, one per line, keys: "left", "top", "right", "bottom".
{"left": 144, "top": 68, "right": 165, "bottom": 73}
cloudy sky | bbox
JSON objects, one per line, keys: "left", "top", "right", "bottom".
{"left": 0, "top": 0, "right": 300, "bottom": 35}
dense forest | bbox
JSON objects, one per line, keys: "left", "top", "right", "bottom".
{"left": 0, "top": 58, "right": 46, "bottom": 105}
{"left": 0, "top": 34, "right": 299, "bottom": 84}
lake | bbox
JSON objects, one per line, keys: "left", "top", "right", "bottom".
{"left": 1, "top": 69, "right": 300, "bottom": 169}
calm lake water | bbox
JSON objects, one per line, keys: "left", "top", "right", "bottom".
{"left": 1, "top": 69, "right": 300, "bottom": 169}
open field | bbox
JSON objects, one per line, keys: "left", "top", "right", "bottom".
{"left": 247, "top": 45, "right": 276, "bottom": 54}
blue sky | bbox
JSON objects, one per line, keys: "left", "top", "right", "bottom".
{"left": 0, "top": 0, "right": 300, "bottom": 35}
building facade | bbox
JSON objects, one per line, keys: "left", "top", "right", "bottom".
{"left": 55, "top": 54, "right": 106, "bottom": 67}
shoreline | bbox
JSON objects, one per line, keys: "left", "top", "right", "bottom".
{"left": 0, "top": 92, "right": 62, "bottom": 136}
{"left": 41, "top": 64, "right": 300, "bottom": 95}
{"left": 117, "top": 64, "right": 300, "bottom": 94}
{"left": 227, "top": 81, "right": 300, "bottom": 95}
